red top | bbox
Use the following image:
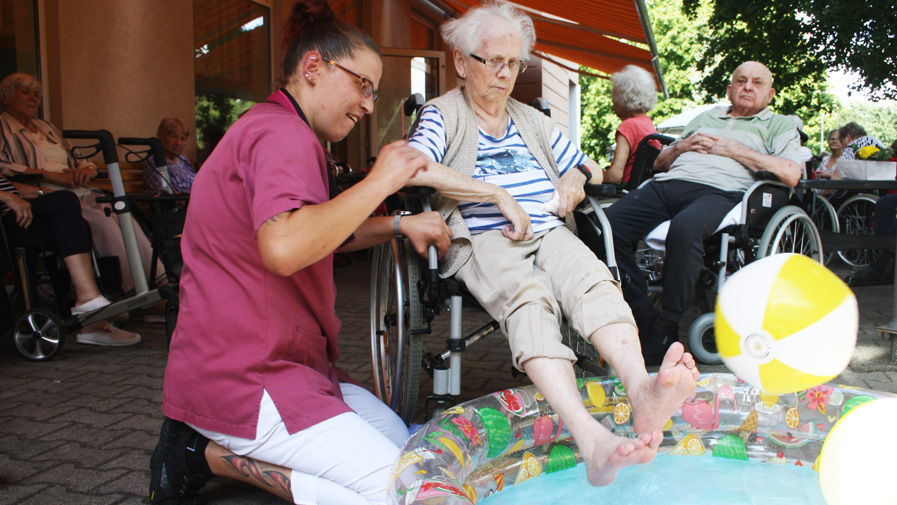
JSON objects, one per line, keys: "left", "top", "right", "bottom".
{"left": 162, "top": 90, "right": 355, "bottom": 438}
{"left": 617, "top": 115, "right": 658, "bottom": 183}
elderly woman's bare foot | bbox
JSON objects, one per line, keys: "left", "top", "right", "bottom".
{"left": 630, "top": 342, "right": 698, "bottom": 434}
{"left": 582, "top": 429, "right": 663, "bottom": 486}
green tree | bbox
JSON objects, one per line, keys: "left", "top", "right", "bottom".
{"left": 194, "top": 93, "right": 254, "bottom": 149}
{"left": 804, "top": 0, "right": 897, "bottom": 100}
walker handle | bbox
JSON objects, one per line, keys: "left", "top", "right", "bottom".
{"left": 62, "top": 129, "right": 118, "bottom": 165}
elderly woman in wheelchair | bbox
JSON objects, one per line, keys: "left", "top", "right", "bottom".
{"left": 402, "top": 2, "right": 699, "bottom": 487}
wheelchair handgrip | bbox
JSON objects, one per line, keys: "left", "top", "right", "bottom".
{"left": 62, "top": 129, "right": 118, "bottom": 164}
{"left": 119, "top": 137, "right": 166, "bottom": 168}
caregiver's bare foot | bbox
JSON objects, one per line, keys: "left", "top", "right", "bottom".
{"left": 631, "top": 342, "right": 698, "bottom": 434}
{"left": 582, "top": 429, "right": 663, "bottom": 486}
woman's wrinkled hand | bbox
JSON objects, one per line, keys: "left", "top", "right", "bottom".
{"left": 496, "top": 191, "right": 533, "bottom": 241}
{"left": 65, "top": 166, "right": 97, "bottom": 187}
{"left": 556, "top": 167, "right": 586, "bottom": 217}
{"left": 401, "top": 211, "right": 452, "bottom": 258}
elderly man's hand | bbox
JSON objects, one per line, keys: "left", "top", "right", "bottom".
{"left": 401, "top": 211, "right": 452, "bottom": 258}
{"left": 496, "top": 191, "right": 533, "bottom": 241}
{"left": 556, "top": 167, "right": 587, "bottom": 218}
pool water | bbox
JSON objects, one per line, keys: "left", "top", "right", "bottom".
{"left": 481, "top": 454, "right": 825, "bottom": 505}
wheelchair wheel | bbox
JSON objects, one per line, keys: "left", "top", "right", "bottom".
{"left": 13, "top": 308, "right": 65, "bottom": 361}
{"left": 687, "top": 312, "right": 721, "bottom": 365}
{"left": 836, "top": 193, "right": 879, "bottom": 268}
{"left": 370, "top": 239, "right": 423, "bottom": 424}
{"left": 806, "top": 193, "right": 839, "bottom": 265}
{"left": 757, "top": 205, "right": 823, "bottom": 262}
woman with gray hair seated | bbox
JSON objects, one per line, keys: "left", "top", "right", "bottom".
{"left": 839, "top": 121, "right": 885, "bottom": 161}
{"left": 142, "top": 117, "right": 197, "bottom": 194}
{"left": 604, "top": 64, "right": 659, "bottom": 185}
{"left": 406, "top": 0, "right": 698, "bottom": 487}
{"left": 0, "top": 72, "right": 164, "bottom": 294}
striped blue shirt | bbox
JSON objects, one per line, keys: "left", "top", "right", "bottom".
{"left": 409, "top": 105, "right": 586, "bottom": 234}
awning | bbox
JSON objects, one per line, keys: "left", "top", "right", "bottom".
{"left": 442, "top": 0, "right": 667, "bottom": 96}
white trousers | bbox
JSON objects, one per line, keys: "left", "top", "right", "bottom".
{"left": 193, "top": 383, "right": 409, "bottom": 505}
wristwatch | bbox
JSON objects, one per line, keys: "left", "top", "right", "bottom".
{"left": 575, "top": 164, "right": 592, "bottom": 183}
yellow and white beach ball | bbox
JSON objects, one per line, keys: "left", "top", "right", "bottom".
{"left": 715, "top": 253, "right": 857, "bottom": 394}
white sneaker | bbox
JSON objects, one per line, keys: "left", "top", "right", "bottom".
{"left": 76, "top": 323, "right": 141, "bottom": 347}
{"left": 72, "top": 296, "right": 112, "bottom": 315}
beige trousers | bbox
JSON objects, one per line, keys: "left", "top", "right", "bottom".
{"left": 454, "top": 226, "right": 635, "bottom": 370}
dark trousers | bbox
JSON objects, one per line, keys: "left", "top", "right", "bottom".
{"left": 604, "top": 179, "right": 743, "bottom": 322}
{"left": 3, "top": 190, "right": 92, "bottom": 257}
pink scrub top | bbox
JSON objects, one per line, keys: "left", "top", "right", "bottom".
{"left": 162, "top": 89, "right": 355, "bottom": 439}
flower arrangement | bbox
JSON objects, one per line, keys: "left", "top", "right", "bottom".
{"left": 854, "top": 144, "right": 895, "bottom": 161}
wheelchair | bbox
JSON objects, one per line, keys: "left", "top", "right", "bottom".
{"left": 9, "top": 130, "right": 181, "bottom": 360}
{"left": 634, "top": 178, "right": 823, "bottom": 365}
{"left": 370, "top": 185, "right": 619, "bottom": 424}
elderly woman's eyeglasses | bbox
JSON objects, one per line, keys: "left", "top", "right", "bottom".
{"left": 469, "top": 53, "right": 528, "bottom": 75}
{"left": 321, "top": 56, "right": 379, "bottom": 102}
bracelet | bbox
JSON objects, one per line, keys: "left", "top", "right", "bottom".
{"left": 393, "top": 213, "right": 404, "bottom": 238}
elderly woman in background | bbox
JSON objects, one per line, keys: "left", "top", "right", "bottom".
{"left": 839, "top": 121, "right": 885, "bottom": 160}
{"left": 142, "top": 117, "right": 197, "bottom": 194}
{"left": 0, "top": 72, "right": 162, "bottom": 294}
{"left": 813, "top": 129, "right": 843, "bottom": 198}
{"left": 0, "top": 175, "right": 140, "bottom": 345}
{"left": 603, "top": 64, "right": 659, "bottom": 186}
{"left": 407, "top": 0, "right": 698, "bottom": 487}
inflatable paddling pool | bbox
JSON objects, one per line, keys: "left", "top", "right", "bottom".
{"left": 388, "top": 373, "right": 894, "bottom": 504}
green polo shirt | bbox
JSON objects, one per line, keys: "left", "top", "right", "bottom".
{"left": 654, "top": 105, "right": 802, "bottom": 192}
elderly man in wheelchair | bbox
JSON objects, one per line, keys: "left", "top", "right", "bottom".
{"left": 605, "top": 61, "right": 805, "bottom": 367}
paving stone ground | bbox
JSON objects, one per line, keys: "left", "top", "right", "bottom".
{"left": 1, "top": 255, "right": 894, "bottom": 504}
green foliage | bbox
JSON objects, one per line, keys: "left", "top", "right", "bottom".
{"left": 803, "top": 0, "right": 897, "bottom": 100}
{"left": 194, "top": 93, "right": 254, "bottom": 149}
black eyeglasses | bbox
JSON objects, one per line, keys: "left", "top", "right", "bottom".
{"left": 321, "top": 56, "right": 379, "bottom": 102}
{"left": 469, "top": 53, "right": 528, "bottom": 75}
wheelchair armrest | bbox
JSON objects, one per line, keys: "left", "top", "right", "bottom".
{"left": 755, "top": 170, "right": 782, "bottom": 182}
{"left": 585, "top": 183, "right": 616, "bottom": 197}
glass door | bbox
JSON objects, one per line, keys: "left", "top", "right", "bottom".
{"left": 371, "top": 49, "right": 445, "bottom": 153}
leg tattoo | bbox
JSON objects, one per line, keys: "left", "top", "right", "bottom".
{"left": 222, "top": 454, "right": 292, "bottom": 498}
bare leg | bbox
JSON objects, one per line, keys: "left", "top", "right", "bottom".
{"left": 205, "top": 441, "right": 293, "bottom": 502}
{"left": 590, "top": 322, "right": 699, "bottom": 434}
{"left": 523, "top": 357, "right": 664, "bottom": 486}
{"left": 62, "top": 253, "right": 101, "bottom": 304}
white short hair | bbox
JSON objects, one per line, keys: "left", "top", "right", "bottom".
{"left": 441, "top": 1, "right": 535, "bottom": 61}
{"left": 0, "top": 73, "right": 41, "bottom": 102}
{"left": 611, "top": 65, "right": 657, "bottom": 114}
